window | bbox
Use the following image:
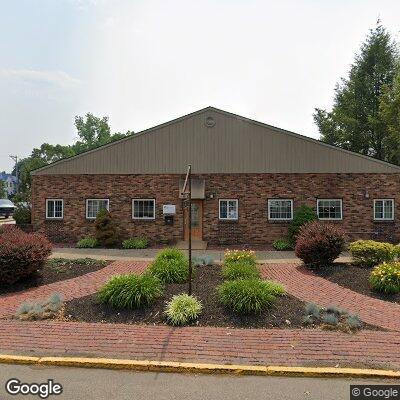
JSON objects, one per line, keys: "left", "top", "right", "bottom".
{"left": 86, "top": 199, "right": 109, "bottom": 219}
{"left": 219, "top": 199, "right": 238, "bottom": 220}
{"left": 46, "top": 199, "right": 63, "bottom": 219}
{"left": 317, "top": 199, "right": 342, "bottom": 220}
{"left": 374, "top": 199, "right": 394, "bottom": 221}
{"left": 132, "top": 199, "right": 155, "bottom": 219}
{"left": 268, "top": 199, "right": 293, "bottom": 220}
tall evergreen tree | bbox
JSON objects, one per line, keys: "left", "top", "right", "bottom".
{"left": 314, "top": 22, "right": 398, "bottom": 161}
{"left": 379, "top": 66, "right": 400, "bottom": 164}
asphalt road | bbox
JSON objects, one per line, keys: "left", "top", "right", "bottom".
{"left": 0, "top": 364, "right": 397, "bottom": 400}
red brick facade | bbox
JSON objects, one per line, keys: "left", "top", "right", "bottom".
{"left": 31, "top": 173, "right": 400, "bottom": 244}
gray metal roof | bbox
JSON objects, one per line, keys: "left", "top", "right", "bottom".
{"left": 32, "top": 107, "right": 400, "bottom": 175}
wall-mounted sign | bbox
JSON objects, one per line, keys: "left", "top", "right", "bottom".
{"left": 163, "top": 204, "right": 176, "bottom": 215}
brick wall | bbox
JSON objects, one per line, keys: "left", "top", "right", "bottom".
{"left": 31, "top": 173, "right": 400, "bottom": 245}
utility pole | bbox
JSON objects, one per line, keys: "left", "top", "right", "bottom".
{"left": 181, "top": 164, "right": 193, "bottom": 295}
{"left": 9, "top": 155, "right": 18, "bottom": 194}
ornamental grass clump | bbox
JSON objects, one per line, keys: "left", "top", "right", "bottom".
{"left": 272, "top": 238, "right": 294, "bottom": 251}
{"left": 369, "top": 262, "right": 400, "bottom": 294}
{"left": 348, "top": 240, "right": 397, "bottom": 268}
{"left": 217, "top": 279, "right": 285, "bottom": 314}
{"left": 98, "top": 273, "right": 163, "bottom": 309}
{"left": 165, "top": 294, "right": 202, "bottom": 326}
{"left": 122, "top": 237, "right": 149, "bottom": 249}
{"left": 223, "top": 249, "right": 257, "bottom": 267}
{"left": 222, "top": 262, "right": 260, "bottom": 280}
{"left": 15, "top": 292, "right": 63, "bottom": 321}
{"left": 77, "top": 237, "right": 98, "bottom": 248}
{"left": 0, "top": 225, "right": 52, "bottom": 284}
{"left": 149, "top": 248, "right": 189, "bottom": 283}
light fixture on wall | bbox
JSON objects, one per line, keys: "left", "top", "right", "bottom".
{"left": 364, "top": 189, "right": 370, "bottom": 199}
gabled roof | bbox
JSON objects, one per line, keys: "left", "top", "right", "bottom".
{"left": 32, "top": 106, "right": 400, "bottom": 175}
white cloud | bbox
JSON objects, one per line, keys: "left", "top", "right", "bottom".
{"left": 0, "top": 69, "right": 81, "bottom": 89}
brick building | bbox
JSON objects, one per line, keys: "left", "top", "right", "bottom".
{"left": 31, "top": 107, "right": 400, "bottom": 245}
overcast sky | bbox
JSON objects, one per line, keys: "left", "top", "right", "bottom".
{"left": 1, "top": 0, "right": 400, "bottom": 171}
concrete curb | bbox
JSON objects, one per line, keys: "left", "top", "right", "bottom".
{"left": 0, "top": 355, "right": 399, "bottom": 379}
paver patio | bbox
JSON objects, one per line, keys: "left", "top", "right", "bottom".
{"left": 1, "top": 260, "right": 400, "bottom": 370}
{"left": 261, "top": 263, "right": 400, "bottom": 332}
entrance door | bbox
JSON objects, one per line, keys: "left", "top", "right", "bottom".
{"left": 184, "top": 200, "right": 203, "bottom": 241}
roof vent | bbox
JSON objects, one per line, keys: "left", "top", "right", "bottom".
{"left": 205, "top": 116, "right": 215, "bottom": 128}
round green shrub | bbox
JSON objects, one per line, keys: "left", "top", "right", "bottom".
{"left": 369, "top": 262, "right": 400, "bottom": 294}
{"left": 272, "top": 238, "right": 294, "bottom": 251}
{"left": 295, "top": 221, "right": 345, "bottom": 267}
{"left": 77, "top": 237, "right": 98, "bottom": 248}
{"left": 13, "top": 205, "right": 31, "bottom": 224}
{"left": 122, "top": 237, "right": 149, "bottom": 249}
{"left": 98, "top": 273, "right": 163, "bottom": 309}
{"left": 348, "top": 240, "right": 397, "bottom": 268}
{"left": 149, "top": 248, "right": 189, "bottom": 283}
{"left": 165, "top": 294, "right": 202, "bottom": 326}
{"left": 217, "top": 279, "right": 285, "bottom": 314}
{"left": 222, "top": 261, "right": 260, "bottom": 280}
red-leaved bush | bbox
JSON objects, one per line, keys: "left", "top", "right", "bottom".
{"left": 0, "top": 225, "right": 52, "bottom": 284}
{"left": 295, "top": 221, "right": 345, "bottom": 267}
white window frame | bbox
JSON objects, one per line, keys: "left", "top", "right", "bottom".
{"left": 373, "top": 199, "right": 394, "bottom": 221}
{"left": 46, "top": 199, "right": 64, "bottom": 220}
{"left": 219, "top": 199, "right": 238, "bottom": 221}
{"left": 268, "top": 199, "right": 293, "bottom": 221}
{"left": 132, "top": 199, "right": 156, "bottom": 220}
{"left": 86, "top": 199, "right": 110, "bottom": 220}
{"left": 317, "top": 199, "right": 343, "bottom": 220}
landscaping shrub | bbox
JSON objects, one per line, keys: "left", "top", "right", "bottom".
{"left": 369, "top": 262, "right": 400, "bottom": 294}
{"left": 13, "top": 205, "right": 31, "bottom": 224}
{"left": 95, "top": 208, "right": 119, "bottom": 247}
{"left": 217, "top": 279, "right": 285, "bottom": 314}
{"left": 77, "top": 237, "right": 98, "bottom": 248}
{"left": 122, "top": 237, "right": 149, "bottom": 249}
{"left": 288, "top": 204, "right": 317, "bottom": 245}
{"left": 222, "top": 262, "right": 260, "bottom": 280}
{"left": 15, "top": 293, "right": 63, "bottom": 321}
{"left": 0, "top": 226, "right": 52, "bottom": 284}
{"left": 98, "top": 273, "right": 163, "bottom": 309}
{"left": 192, "top": 255, "right": 214, "bottom": 267}
{"left": 148, "top": 248, "right": 189, "bottom": 283}
{"left": 272, "top": 238, "right": 293, "bottom": 251}
{"left": 295, "top": 221, "right": 345, "bottom": 267}
{"left": 165, "top": 294, "right": 202, "bottom": 326}
{"left": 223, "top": 250, "right": 256, "bottom": 267}
{"left": 348, "top": 240, "right": 397, "bottom": 268}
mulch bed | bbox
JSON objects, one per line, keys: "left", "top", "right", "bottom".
{"left": 65, "top": 265, "right": 372, "bottom": 330}
{"left": 311, "top": 263, "right": 399, "bottom": 304}
{"left": 0, "top": 258, "right": 110, "bottom": 296}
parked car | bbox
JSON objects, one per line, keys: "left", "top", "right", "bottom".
{"left": 0, "top": 199, "right": 16, "bottom": 218}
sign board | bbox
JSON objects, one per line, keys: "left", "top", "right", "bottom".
{"left": 163, "top": 204, "right": 176, "bottom": 215}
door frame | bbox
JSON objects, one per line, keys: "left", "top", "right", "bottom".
{"left": 183, "top": 199, "right": 203, "bottom": 241}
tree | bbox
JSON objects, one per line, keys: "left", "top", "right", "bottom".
{"left": 379, "top": 67, "right": 400, "bottom": 165}
{"left": 314, "top": 22, "right": 398, "bottom": 161}
{"left": 0, "top": 180, "right": 6, "bottom": 199}
{"left": 15, "top": 113, "right": 132, "bottom": 198}
{"left": 94, "top": 208, "right": 119, "bottom": 247}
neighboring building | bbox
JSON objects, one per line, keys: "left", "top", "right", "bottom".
{"left": 0, "top": 172, "right": 17, "bottom": 197}
{"left": 31, "top": 107, "right": 400, "bottom": 245}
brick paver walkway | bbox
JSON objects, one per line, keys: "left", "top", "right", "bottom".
{"left": 1, "top": 261, "right": 400, "bottom": 369}
{"left": 0, "top": 261, "right": 149, "bottom": 318}
{"left": 1, "top": 320, "right": 400, "bottom": 370}
{"left": 261, "top": 264, "right": 400, "bottom": 332}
